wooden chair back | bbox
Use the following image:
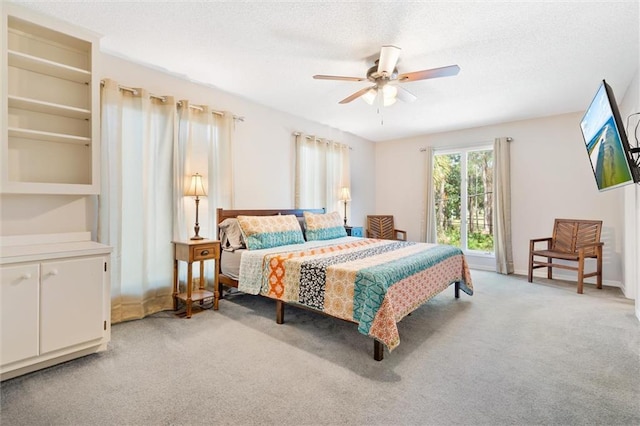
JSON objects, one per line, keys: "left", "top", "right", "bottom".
{"left": 366, "top": 215, "right": 406, "bottom": 240}
{"left": 552, "top": 219, "right": 602, "bottom": 257}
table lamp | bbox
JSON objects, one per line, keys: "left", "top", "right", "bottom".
{"left": 185, "top": 173, "right": 206, "bottom": 240}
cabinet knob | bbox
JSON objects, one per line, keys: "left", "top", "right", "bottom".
{"left": 21, "top": 273, "right": 32, "bottom": 280}
{"left": 200, "top": 250, "right": 209, "bottom": 256}
{"left": 49, "top": 269, "right": 59, "bottom": 276}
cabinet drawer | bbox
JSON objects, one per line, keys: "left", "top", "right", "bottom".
{"left": 192, "top": 244, "right": 218, "bottom": 261}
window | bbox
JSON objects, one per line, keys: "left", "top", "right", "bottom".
{"left": 433, "top": 146, "right": 494, "bottom": 254}
{"left": 294, "top": 135, "right": 349, "bottom": 212}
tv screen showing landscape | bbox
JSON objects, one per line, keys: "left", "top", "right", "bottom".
{"left": 580, "top": 81, "right": 635, "bottom": 191}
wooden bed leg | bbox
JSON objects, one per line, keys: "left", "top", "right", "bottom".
{"left": 455, "top": 282, "right": 460, "bottom": 299}
{"left": 276, "top": 300, "right": 284, "bottom": 324}
{"left": 374, "top": 340, "right": 384, "bottom": 361}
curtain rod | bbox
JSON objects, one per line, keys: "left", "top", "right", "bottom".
{"left": 419, "top": 137, "right": 512, "bottom": 152}
{"left": 100, "top": 80, "right": 244, "bottom": 121}
{"left": 174, "top": 101, "right": 245, "bottom": 122}
{"left": 114, "top": 83, "right": 167, "bottom": 103}
{"left": 293, "top": 132, "right": 352, "bottom": 150}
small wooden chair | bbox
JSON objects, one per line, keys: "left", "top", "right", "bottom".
{"left": 528, "top": 219, "right": 603, "bottom": 294}
{"left": 366, "top": 215, "right": 407, "bottom": 241}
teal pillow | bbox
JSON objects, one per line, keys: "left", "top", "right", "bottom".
{"left": 237, "top": 215, "right": 305, "bottom": 250}
{"left": 303, "top": 211, "right": 347, "bottom": 241}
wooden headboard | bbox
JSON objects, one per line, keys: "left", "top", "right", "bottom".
{"left": 216, "top": 207, "right": 326, "bottom": 289}
{"left": 216, "top": 208, "right": 326, "bottom": 225}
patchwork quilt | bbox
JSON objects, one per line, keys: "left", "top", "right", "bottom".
{"left": 238, "top": 237, "right": 473, "bottom": 351}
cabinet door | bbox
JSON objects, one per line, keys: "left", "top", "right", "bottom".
{"left": 40, "top": 257, "right": 104, "bottom": 354}
{"left": 0, "top": 264, "right": 39, "bottom": 365}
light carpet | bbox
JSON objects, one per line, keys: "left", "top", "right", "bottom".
{"left": 1, "top": 271, "right": 639, "bottom": 425}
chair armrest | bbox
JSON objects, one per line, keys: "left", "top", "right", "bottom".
{"left": 529, "top": 237, "right": 552, "bottom": 251}
{"left": 395, "top": 229, "right": 407, "bottom": 241}
{"left": 530, "top": 237, "right": 552, "bottom": 243}
{"left": 575, "top": 241, "right": 604, "bottom": 249}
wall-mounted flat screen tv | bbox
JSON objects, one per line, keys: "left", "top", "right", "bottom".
{"left": 579, "top": 80, "right": 639, "bottom": 191}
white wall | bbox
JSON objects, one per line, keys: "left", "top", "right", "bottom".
{"left": 0, "top": 52, "right": 376, "bottom": 239}
{"left": 618, "top": 69, "right": 639, "bottom": 314}
{"left": 375, "top": 112, "right": 627, "bottom": 288}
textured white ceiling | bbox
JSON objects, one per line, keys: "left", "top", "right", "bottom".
{"left": 12, "top": 1, "right": 640, "bottom": 142}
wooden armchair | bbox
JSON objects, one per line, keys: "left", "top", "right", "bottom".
{"left": 366, "top": 215, "right": 407, "bottom": 241}
{"left": 528, "top": 219, "right": 603, "bottom": 294}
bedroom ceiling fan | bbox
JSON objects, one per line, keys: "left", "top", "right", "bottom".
{"left": 313, "top": 45, "right": 460, "bottom": 106}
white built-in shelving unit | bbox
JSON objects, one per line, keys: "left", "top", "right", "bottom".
{"left": 0, "top": 5, "right": 111, "bottom": 381}
{"left": 1, "top": 4, "right": 100, "bottom": 194}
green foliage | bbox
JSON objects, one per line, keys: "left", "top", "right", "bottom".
{"left": 468, "top": 232, "right": 494, "bottom": 251}
{"left": 434, "top": 149, "right": 495, "bottom": 253}
{"left": 438, "top": 226, "right": 460, "bottom": 247}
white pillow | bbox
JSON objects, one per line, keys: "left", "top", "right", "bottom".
{"left": 218, "top": 218, "right": 246, "bottom": 251}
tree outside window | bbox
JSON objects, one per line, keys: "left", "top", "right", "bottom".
{"left": 433, "top": 147, "right": 494, "bottom": 253}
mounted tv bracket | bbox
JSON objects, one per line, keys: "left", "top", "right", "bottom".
{"left": 630, "top": 147, "right": 640, "bottom": 168}
{"left": 626, "top": 111, "right": 640, "bottom": 179}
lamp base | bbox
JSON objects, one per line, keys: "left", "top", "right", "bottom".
{"left": 190, "top": 236, "right": 204, "bottom": 240}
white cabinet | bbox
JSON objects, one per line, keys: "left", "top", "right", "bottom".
{"left": 40, "top": 257, "right": 105, "bottom": 354}
{"left": 0, "top": 264, "right": 39, "bottom": 365}
{"left": 0, "top": 233, "right": 111, "bottom": 381}
{"left": 1, "top": 4, "right": 100, "bottom": 194}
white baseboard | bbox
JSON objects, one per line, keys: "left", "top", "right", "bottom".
{"left": 513, "top": 268, "right": 622, "bottom": 288}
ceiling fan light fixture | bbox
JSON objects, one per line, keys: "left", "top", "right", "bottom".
{"left": 361, "top": 88, "right": 377, "bottom": 105}
{"left": 382, "top": 84, "right": 397, "bottom": 98}
{"left": 382, "top": 84, "right": 398, "bottom": 106}
{"left": 383, "top": 95, "right": 397, "bottom": 107}
{"left": 314, "top": 44, "right": 460, "bottom": 106}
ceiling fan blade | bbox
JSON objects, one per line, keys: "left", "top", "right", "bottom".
{"left": 339, "top": 85, "right": 377, "bottom": 104}
{"left": 313, "top": 75, "right": 365, "bottom": 82}
{"left": 398, "top": 64, "right": 460, "bottom": 82}
{"left": 396, "top": 86, "right": 417, "bottom": 103}
{"left": 377, "top": 45, "right": 401, "bottom": 76}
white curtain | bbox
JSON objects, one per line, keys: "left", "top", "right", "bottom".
{"left": 421, "top": 147, "right": 437, "bottom": 243}
{"left": 99, "top": 79, "right": 175, "bottom": 323}
{"left": 174, "top": 103, "right": 233, "bottom": 286}
{"left": 100, "top": 81, "right": 232, "bottom": 322}
{"left": 494, "top": 137, "right": 514, "bottom": 274}
{"left": 294, "top": 133, "right": 350, "bottom": 214}
{"left": 211, "top": 112, "right": 235, "bottom": 212}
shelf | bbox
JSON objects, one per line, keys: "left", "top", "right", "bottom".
{"left": 9, "top": 127, "right": 91, "bottom": 145}
{"left": 8, "top": 96, "right": 91, "bottom": 120}
{"left": 176, "top": 290, "right": 214, "bottom": 303}
{"left": 8, "top": 50, "right": 91, "bottom": 84}
{"left": 2, "top": 6, "right": 99, "bottom": 195}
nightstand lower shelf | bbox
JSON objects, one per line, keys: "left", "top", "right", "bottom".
{"left": 176, "top": 289, "right": 214, "bottom": 303}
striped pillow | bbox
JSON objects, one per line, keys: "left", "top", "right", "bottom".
{"left": 303, "top": 211, "right": 347, "bottom": 241}
{"left": 237, "top": 215, "right": 305, "bottom": 250}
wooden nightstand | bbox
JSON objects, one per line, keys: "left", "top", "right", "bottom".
{"left": 172, "top": 239, "right": 220, "bottom": 318}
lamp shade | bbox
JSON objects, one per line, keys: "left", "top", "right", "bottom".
{"left": 382, "top": 84, "right": 398, "bottom": 106}
{"left": 362, "top": 88, "right": 377, "bottom": 105}
{"left": 361, "top": 86, "right": 397, "bottom": 107}
{"left": 185, "top": 173, "right": 207, "bottom": 197}
{"left": 340, "top": 187, "right": 351, "bottom": 201}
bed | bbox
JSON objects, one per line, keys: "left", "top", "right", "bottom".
{"left": 216, "top": 208, "right": 473, "bottom": 360}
